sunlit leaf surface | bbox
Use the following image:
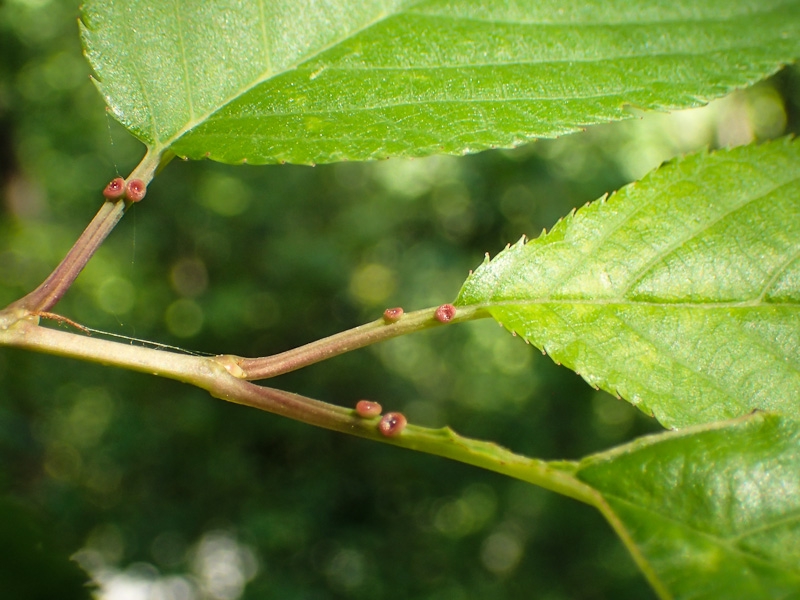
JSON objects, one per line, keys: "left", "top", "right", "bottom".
{"left": 80, "top": 0, "right": 800, "bottom": 164}
{"left": 456, "top": 139, "right": 800, "bottom": 428}
{"left": 578, "top": 413, "right": 800, "bottom": 599}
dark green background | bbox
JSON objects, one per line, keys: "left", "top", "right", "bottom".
{"left": 1, "top": 1, "right": 797, "bottom": 598}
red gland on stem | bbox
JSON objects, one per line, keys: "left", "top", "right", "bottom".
{"left": 383, "top": 307, "right": 404, "bottom": 323}
{"left": 355, "top": 400, "right": 382, "bottom": 418}
{"left": 378, "top": 412, "right": 407, "bottom": 437}
{"left": 434, "top": 303, "right": 457, "bottom": 323}
{"left": 102, "top": 177, "right": 126, "bottom": 200}
{"left": 125, "top": 179, "right": 147, "bottom": 202}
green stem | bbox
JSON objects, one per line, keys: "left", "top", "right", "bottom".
{"left": 233, "top": 305, "right": 490, "bottom": 380}
{"left": 0, "top": 319, "right": 595, "bottom": 505}
{"left": 129, "top": 146, "right": 167, "bottom": 184}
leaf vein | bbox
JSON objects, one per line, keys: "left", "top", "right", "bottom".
{"left": 599, "top": 493, "right": 800, "bottom": 579}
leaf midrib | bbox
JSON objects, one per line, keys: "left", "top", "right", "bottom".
{"left": 596, "top": 491, "right": 800, "bottom": 580}
{"left": 476, "top": 172, "right": 798, "bottom": 304}
{"left": 185, "top": 42, "right": 787, "bottom": 122}
{"left": 483, "top": 299, "right": 800, "bottom": 406}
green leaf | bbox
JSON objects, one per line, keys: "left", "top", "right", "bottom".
{"left": 80, "top": 0, "right": 800, "bottom": 165}
{"left": 456, "top": 138, "right": 800, "bottom": 429}
{"left": 577, "top": 412, "right": 800, "bottom": 599}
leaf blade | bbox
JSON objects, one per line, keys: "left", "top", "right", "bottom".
{"left": 578, "top": 413, "right": 800, "bottom": 599}
{"left": 456, "top": 138, "right": 800, "bottom": 428}
{"left": 80, "top": 0, "right": 800, "bottom": 164}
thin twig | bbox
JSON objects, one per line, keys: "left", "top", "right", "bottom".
{"left": 231, "top": 305, "right": 490, "bottom": 380}
{"left": 8, "top": 200, "right": 127, "bottom": 312}
{"left": 0, "top": 318, "right": 595, "bottom": 505}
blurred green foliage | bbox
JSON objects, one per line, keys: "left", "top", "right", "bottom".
{"left": 1, "top": 1, "right": 797, "bottom": 598}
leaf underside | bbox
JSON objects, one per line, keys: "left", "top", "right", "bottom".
{"left": 578, "top": 412, "right": 800, "bottom": 599}
{"left": 456, "top": 138, "right": 800, "bottom": 429}
{"left": 80, "top": 0, "right": 800, "bottom": 165}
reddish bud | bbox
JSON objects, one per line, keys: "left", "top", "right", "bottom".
{"left": 355, "top": 400, "right": 382, "bottom": 418}
{"left": 125, "top": 179, "right": 147, "bottom": 202}
{"left": 378, "top": 412, "right": 407, "bottom": 437}
{"left": 102, "top": 177, "right": 126, "bottom": 200}
{"left": 383, "top": 307, "right": 404, "bottom": 323}
{"left": 434, "top": 303, "right": 457, "bottom": 323}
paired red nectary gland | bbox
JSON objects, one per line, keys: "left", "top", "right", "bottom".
{"left": 383, "top": 307, "right": 404, "bottom": 322}
{"left": 434, "top": 303, "right": 457, "bottom": 323}
{"left": 102, "top": 177, "right": 126, "bottom": 200}
{"left": 355, "top": 400, "right": 382, "bottom": 418}
{"left": 378, "top": 412, "right": 407, "bottom": 437}
{"left": 125, "top": 179, "right": 147, "bottom": 202}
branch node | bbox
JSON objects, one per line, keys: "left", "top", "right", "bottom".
{"left": 214, "top": 355, "right": 246, "bottom": 378}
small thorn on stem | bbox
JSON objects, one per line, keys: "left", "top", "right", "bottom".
{"left": 382, "top": 307, "right": 404, "bottom": 323}
{"left": 102, "top": 177, "right": 126, "bottom": 200}
{"left": 125, "top": 179, "right": 147, "bottom": 202}
{"left": 434, "top": 303, "right": 457, "bottom": 323}
{"left": 355, "top": 400, "right": 382, "bottom": 418}
{"left": 378, "top": 412, "right": 407, "bottom": 437}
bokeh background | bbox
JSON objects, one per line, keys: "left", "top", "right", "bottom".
{"left": 1, "top": 1, "right": 798, "bottom": 598}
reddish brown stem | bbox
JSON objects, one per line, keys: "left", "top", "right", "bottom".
{"left": 1, "top": 319, "right": 594, "bottom": 505}
{"left": 234, "top": 305, "right": 488, "bottom": 380}
{"left": 4, "top": 149, "right": 161, "bottom": 316}
{"left": 8, "top": 200, "right": 126, "bottom": 313}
